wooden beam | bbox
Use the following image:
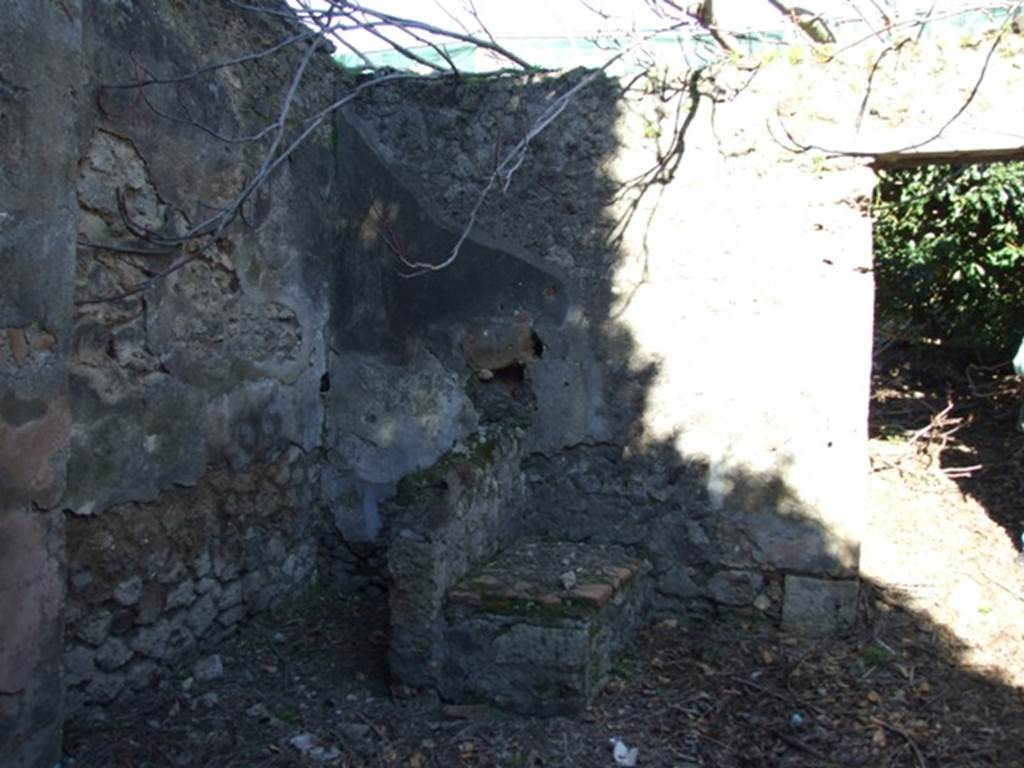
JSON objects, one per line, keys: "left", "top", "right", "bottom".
{"left": 873, "top": 145, "right": 1024, "bottom": 169}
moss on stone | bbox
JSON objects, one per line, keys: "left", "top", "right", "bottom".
{"left": 391, "top": 426, "right": 515, "bottom": 506}
{"left": 476, "top": 593, "right": 592, "bottom": 622}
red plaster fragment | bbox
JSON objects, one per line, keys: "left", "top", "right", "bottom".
{"left": 603, "top": 565, "right": 636, "bottom": 588}
{"left": 27, "top": 328, "right": 56, "bottom": 352}
{"left": 570, "top": 583, "right": 614, "bottom": 608}
{"left": 7, "top": 328, "right": 27, "bottom": 365}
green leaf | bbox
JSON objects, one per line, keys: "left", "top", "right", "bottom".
{"left": 872, "top": 161, "right": 1024, "bottom": 354}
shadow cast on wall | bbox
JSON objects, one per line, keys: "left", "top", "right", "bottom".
{"left": 320, "top": 72, "right": 1024, "bottom": 761}
{"left": 326, "top": 65, "right": 864, "bottom": 631}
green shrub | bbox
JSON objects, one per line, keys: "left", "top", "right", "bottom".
{"left": 872, "top": 161, "right": 1024, "bottom": 356}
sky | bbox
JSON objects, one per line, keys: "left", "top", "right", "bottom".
{"left": 291, "top": 1, "right": 999, "bottom": 61}
{"left": 410, "top": 0, "right": 843, "bottom": 35}
{"left": 315, "top": 0, "right": 937, "bottom": 39}
{"left": 324, "top": 0, "right": 825, "bottom": 46}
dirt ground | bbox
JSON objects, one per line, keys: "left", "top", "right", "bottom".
{"left": 64, "top": 344, "right": 1024, "bottom": 767}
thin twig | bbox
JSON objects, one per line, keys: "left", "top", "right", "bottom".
{"left": 963, "top": 567, "right": 1024, "bottom": 603}
{"left": 774, "top": 4, "right": 1021, "bottom": 159}
{"left": 103, "top": 29, "right": 316, "bottom": 89}
{"left": 855, "top": 37, "right": 913, "bottom": 132}
{"left": 773, "top": 731, "right": 837, "bottom": 764}
{"left": 338, "top": 1, "right": 533, "bottom": 70}
{"left": 731, "top": 676, "right": 827, "bottom": 717}
{"left": 870, "top": 716, "right": 928, "bottom": 768}
{"left": 77, "top": 239, "right": 178, "bottom": 256}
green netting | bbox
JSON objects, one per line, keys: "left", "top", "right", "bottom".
{"left": 333, "top": 5, "right": 1018, "bottom": 73}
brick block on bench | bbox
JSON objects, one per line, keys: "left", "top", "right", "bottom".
{"left": 440, "top": 541, "right": 651, "bottom": 715}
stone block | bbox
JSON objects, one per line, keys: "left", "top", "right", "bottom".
{"left": 136, "top": 584, "right": 164, "bottom": 625}
{"left": 109, "top": 609, "right": 135, "bottom": 636}
{"left": 186, "top": 593, "right": 218, "bottom": 637}
{"left": 75, "top": 610, "right": 112, "bottom": 646}
{"left": 658, "top": 567, "right": 699, "bottom": 598}
{"left": 195, "top": 577, "right": 220, "bottom": 596}
{"left": 782, "top": 575, "right": 859, "bottom": 635}
{"left": 707, "top": 569, "right": 764, "bottom": 606}
{"left": 440, "top": 542, "right": 651, "bottom": 716}
{"left": 85, "top": 672, "right": 125, "bottom": 704}
{"left": 125, "top": 660, "right": 158, "bottom": 692}
{"left": 113, "top": 576, "right": 143, "bottom": 606}
{"left": 95, "top": 638, "right": 133, "bottom": 672}
{"left": 192, "top": 550, "right": 212, "bottom": 579}
{"left": 166, "top": 624, "right": 195, "bottom": 659}
{"left": 193, "top": 654, "right": 224, "bottom": 682}
{"left": 70, "top": 569, "right": 94, "bottom": 593}
{"left": 281, "top": 552, "right": 298, "bottom": 579}
{"left": 218, "top": 579, "right": 242, "bottom": 609}
{"left": 256, "top": 583, "right": 285, "bottom": 611}
{"left": 167, "top": 579, "right": 196, "bottom": 610}
{"left": 157, "top": 558, "right": 187, "bottom": 585}
{"left": 213, "top": 551, "right": 241, "bottom": 581}
{"left": 130, "top": 620, "right": 172, "bottom": 659}
{"left": 64, "top": 688, "right": 89, "bottom": 720}
{"left": 219, "top": 604, "right": 244, "bottom": 628}
{"left": 265, "top": 537, "right": 286, "bottom": 564}
{"left": 64, "top": 645, "right": 96, "bottom": 686}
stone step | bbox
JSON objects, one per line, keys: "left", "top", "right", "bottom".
{"left": 439, "top": 541, "right": 651, "bottom": 716}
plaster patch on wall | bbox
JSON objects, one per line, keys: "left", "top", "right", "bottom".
{"left": 324, "top": 348, "right": 478, "bottom": 484}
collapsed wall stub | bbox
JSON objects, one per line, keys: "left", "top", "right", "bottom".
{"left": 4, "top": 2, "right": 1024, "bottom": 762}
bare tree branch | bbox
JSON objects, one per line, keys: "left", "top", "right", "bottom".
{"left": 334, "top": 2, "right": 533, "bottom": 70}
{"left": 80, "top": 0, "right": 1024, "bottom": 306}
{"left": 645, "top": 0, "right": 738, "bottom": 52}
{"left": 762, "top": 0, "right": 836, "bottom": 44}
{"left": 83, "top": 0, "right": 706, "bottom": 300}
{"left": 106, "top": 29, "right": 316, "bottom": 89}
{"left": 772, "top": 9, "right": 1017, "bottom": 159}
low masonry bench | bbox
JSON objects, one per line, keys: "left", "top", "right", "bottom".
{"left": 384, "top": 427, "right": 652, "bottom": 715}
{"left": 443, "top": 541, "right": 651, "bottom": 715}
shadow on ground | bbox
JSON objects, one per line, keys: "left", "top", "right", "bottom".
{"left": 65, "top": 339, "right": 1024, "bottom": 765}
{"left": 871, "top": 341, "right": 1024, "bottom": 551}
{"left": 64, "top": 565, "right": 1024, "bottom": 767}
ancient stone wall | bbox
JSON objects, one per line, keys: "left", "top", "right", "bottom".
{"left": 69, "top": 1, "right": 338, "bottom": 514}
{"left": 0, "top": 2, "right": 377, "bottom": 744}
{"left": 58, "top": 0, "right": 341, "bottom": 727}
{"left": 338, "top": 65, "right": 875, "bottom": 627}
{"left": 318, "top": 114, "right": 565, "bottom": 567}
{"left": 63, "top": 449, "right": 318, "bottom": 716}
{"left": 20, "top": 2, "right": 1022, "bottom": 760}
{"left": 324, "top": 32, "right": 1024, "bottom": 635}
